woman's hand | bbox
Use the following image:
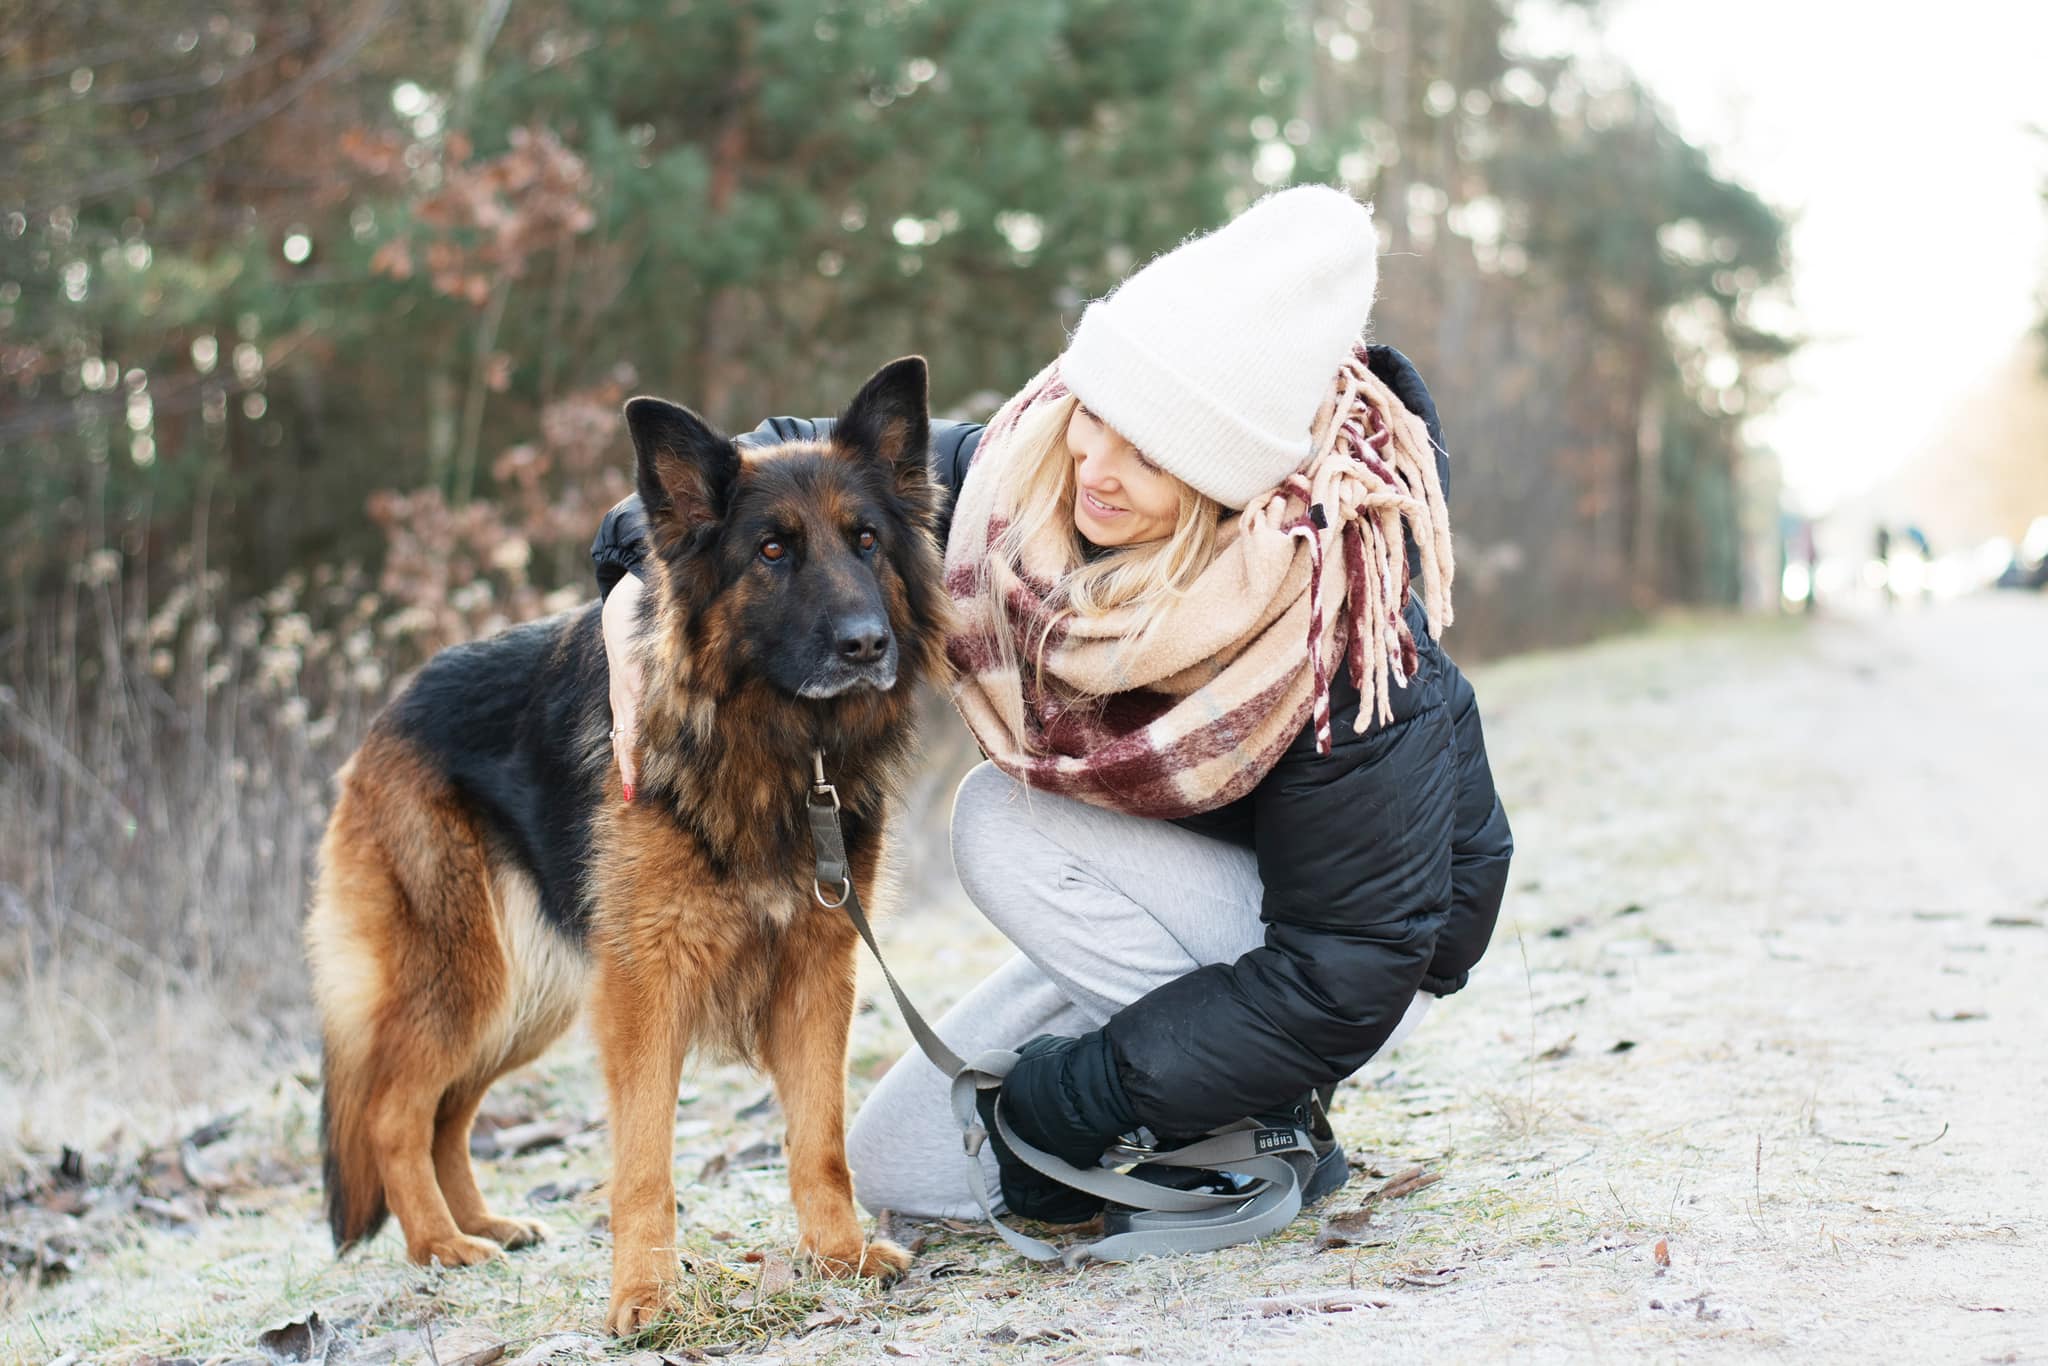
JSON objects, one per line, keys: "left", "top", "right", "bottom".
{"left": 601, "top": 573, "right": 647, "bottom": 802}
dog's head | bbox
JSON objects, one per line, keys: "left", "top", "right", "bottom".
{"left": 624, "top": 356, "right": 947, "bottom": 708}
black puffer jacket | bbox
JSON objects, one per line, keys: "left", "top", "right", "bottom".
{"left": 590, "top": 346, "right": 1512, "bottom": 1137}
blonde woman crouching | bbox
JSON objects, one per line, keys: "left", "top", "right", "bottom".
{"left": 591, "top": 185, "right": 1512, "bottom": 1223}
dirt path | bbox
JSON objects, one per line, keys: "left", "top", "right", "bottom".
{"left": 6, "top": 598, "right": 2044, "bottom": 1363}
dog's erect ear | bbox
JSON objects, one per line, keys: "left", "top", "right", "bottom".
{"left": 625, "top": 397, "right": 738, "bottom": 550}
{"left": 833, "top": 356, "right": 931, "bottom": 499}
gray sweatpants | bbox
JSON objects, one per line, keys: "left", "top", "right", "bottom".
{"left": 844, "top": 762, "right": 1432, "bottom": 1219}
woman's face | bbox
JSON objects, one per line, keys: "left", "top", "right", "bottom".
{"left": 1066, "top": 403, "right": 1183, "bottom": 547}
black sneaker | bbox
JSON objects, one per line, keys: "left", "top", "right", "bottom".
{"left": 1299, "top": 1131, "right": 1351, "bottom": 1207}
{"left": 1263, "top": 1087, "right": 1351, "bottom": 1208}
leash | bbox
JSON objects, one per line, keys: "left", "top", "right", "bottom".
{"left": 806, "top": 750, "right": 1313, "bottom": 1265}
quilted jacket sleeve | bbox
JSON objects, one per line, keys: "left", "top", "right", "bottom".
{"left": 1096, "top": 350, "right": 1512, "bottom": 1138}
{"left": 1099, "top": 604, "right": 1517, "bottom": 1136}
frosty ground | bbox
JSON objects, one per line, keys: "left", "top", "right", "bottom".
{"left": 5, "top": 595, "right": 2044, "bottom": 1364}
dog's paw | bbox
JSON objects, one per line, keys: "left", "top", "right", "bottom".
{"left": 605, "top": 1281, "right": 669, "bottom": 1337}
{"left": 409, "top": 1233, "right": 502, "bottom": 1268}
{"left": 858, "top": 1237, "right": 914, "bottom": 1279}
{"left": 471, "top": 1215, "right": 548, "bottom": 1250}
{"left": 801, "top": 1234, "right": 913, "bottom": 1281}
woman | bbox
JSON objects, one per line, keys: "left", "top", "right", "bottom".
{"left": 590, "top": 185, "right": 1512, "bottom": 1223}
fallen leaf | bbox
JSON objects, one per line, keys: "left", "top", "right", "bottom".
{"left": 1930, "top": 1009, "right": 1987, "bottom": 1023}
{"left": 1315, "top": 1206, "right": 1375, "bottom": 1250}
{"left": 1615, "top": 903, "right": 1647, "bottom": 917}
{"left": 501, "top": 1335, "right": 604, "bottom": 1366}
{"left": 486, "top": 1117, "right": 587, "bottom": 1157}
{"left": 1368, "top": 1166, "right": 1440, "bottom": 1203}
{"left": 341, "top": 1330, "right": 427, "bottom": 1366}
{"left": 875, "top": 1208, "right": 929, "bottom": 1255}
{"left": 1653, "top": 1238, "right": 1671, "bottom": 1268}
{"left": 697, "top": 1153, "right": 730, "bottom": 1185}
{"left": 735, "top": 1091, "right": 780, "bottom": 1120}
{"left": 445, "top": 1345, "right": 509, "bottom": 1366}
{"left": 1988, "top": 916, "right": 2042, "bottom": 929}
{"left": 184, "top": 1112, "right": 241, "bottom": 1149}
{"left": 37, "top": 1186, "right": 92, "bottom": 1217}
{"left": 1241, "top": 1290, "right": 1390, "bottom": 1316}
{"left": 137, "top": 1194, "right": 204, "bottom": 1226}
{"left": 732, "top": 1139, "right": 783, "bottom": 1169}
{"left": 1537, "top": 1036, "right": 1575, "bottom": 1062}
{"left": 424, "top": 1326, "right": 507, "bottom": 1366}
{"left": 881, "top": 1344, "right": 924, "bottom": 1358}
{"left": 526, "top": 1178, "right": 595, "bottom": 1206}
{"left": 749, "top": 1254, "right": 797, "bottom": 1306}
{"left": 802, "top": 1309, "right": 860, "bottom": 1331}
{"left": 1390, "top": 1266, "right": 1463, "bottom": 1289}
{"left": 179, "top": 1139, "right": 232, "bottom": 1193}
{"left": 256, "top": 1311, "right": 334, "bottom": 1363}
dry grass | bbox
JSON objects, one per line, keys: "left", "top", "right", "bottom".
{"left": 0, "top": 549, "right": 979, "bottom": 1182}
{"left": 0, "top": 559, "right": 373, "bottom": 1177}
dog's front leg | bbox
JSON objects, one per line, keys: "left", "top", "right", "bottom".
{"left": 592, "top": 942, "right": 688, "bottom": 1336}
{"left": 764, "top": 915, "right": 912, "bottom": 1279}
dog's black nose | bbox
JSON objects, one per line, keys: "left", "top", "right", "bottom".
{"left": 836, "top": 616, "right": 892, "bottom": 664}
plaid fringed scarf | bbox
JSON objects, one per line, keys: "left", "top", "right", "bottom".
{"left": 943, "top": 342, "right": 1455, "bottom": 820}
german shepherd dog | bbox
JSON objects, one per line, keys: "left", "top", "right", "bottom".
{"left": 305, "top": 358, "right": 946, "bottom": 1333}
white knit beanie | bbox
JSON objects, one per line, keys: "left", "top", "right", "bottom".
{"left": 1061, "top": 184, "right": 1379, "bottom": 510}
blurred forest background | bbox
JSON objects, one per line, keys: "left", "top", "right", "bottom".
{"left": 0, "top": 0, "right": 1806, "bottom": 1156}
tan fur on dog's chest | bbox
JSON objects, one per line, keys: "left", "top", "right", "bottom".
{"left": 586, "top": 800, "right": 850, "bottom": 1068}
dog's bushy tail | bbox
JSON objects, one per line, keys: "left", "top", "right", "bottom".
{"left": 321, "top": 1044, "right": 388, "bottom": 1251}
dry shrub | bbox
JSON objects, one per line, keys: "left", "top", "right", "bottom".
{"left": 0, "top": 383, "right": 634, "bottom": 1177}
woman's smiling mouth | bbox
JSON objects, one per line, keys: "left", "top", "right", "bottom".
{"left": 1081, "top": 489, "right": 1126, "bottom": 517}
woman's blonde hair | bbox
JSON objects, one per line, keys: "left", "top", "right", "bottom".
{"left": 978, "top": 393, "right": 1225, "bottom": 701}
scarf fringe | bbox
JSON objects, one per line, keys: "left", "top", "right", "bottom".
{"left": 1245, "top": 345, "right": 1456, "bottom": 753}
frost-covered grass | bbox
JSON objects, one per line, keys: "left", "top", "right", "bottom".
{"left": 9, "top": 599, "right": 2048, "bottom": 1363}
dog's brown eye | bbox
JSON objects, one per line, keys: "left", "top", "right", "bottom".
{"left": 760, "top": 540, "right": 786, "bottom": 563}
{"left": 856, "top": 528, "right": 877, "bottom": 552}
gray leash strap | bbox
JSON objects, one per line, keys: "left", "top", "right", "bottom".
{"left": 808, "top": 750, "right": 1311, "bottom": 1265}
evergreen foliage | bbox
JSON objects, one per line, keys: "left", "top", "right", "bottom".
{"left": 2, "top": 0, "right": 1792, "bottom": 654}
